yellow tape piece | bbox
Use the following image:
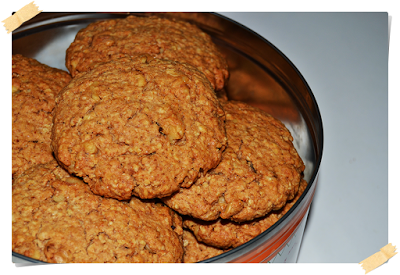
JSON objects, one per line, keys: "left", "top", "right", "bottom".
{"left": 2, "top": 2, "right": 42, "bottom": 34}
{"left": 359, "top": 243, "right": 397, "bottom": 274}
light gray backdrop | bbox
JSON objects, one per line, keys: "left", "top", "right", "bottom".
{"left": 218, "top": 12, "right": 388, "bottom": 263}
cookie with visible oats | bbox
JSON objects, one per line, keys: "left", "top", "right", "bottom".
{"left": 66, "top": 15, "right": 229, "bottom": 91}
{"left": 184, "top": 179, "right": 308, "bottom": 250}
{"left": 183, "top": 229, "right": 228, "bottom": 263}
{"left": 12, "top": 160, "right": 184, "bottom": 263}
{"left": 52, "top": 56, "right": 227, "bottom": 200}
{"left": 12, "top": 54, "right": 71, "bottom": 179}
{"left": 163, "top": 100, "right": 304, "bottom": 222}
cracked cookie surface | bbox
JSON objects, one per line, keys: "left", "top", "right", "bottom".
{"left": 12, "top": 160, "right": 184, "bottom": 263}
{"left": 183, "top": 179, "right": 308, "bottom": 249}
{"left": 66, "top": 15, "right": 229, "bottom": 91}
{"left": 12, "top": 54, "right": 71, "bottom": 178}
{"left": 52, "top": 56, "right": 226, "bottom": 200}
{"left": 163, "top": 100, "right": 304, "bottom": 222}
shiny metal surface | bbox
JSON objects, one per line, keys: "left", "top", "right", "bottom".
{"left": 12, "top": 12, "right": 323, "bottom": 263}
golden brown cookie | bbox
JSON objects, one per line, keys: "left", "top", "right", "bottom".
{"left": 66, "top": 15, "right": 229, "bottom": 91}
{"left": 52, "top": 56, "right": 227, "bottom": 200}
{"left": 12, "top": 160, "right": 184, "bottom": 263}
{"left": 215, "top": 88, "right": 229, "bottom": 101}
{"left": 163, "top": 100, "right": 304, "bottom": 222}
{"left": 183, "top": 229, "right": 228, "bottom": 263}
{"left": 183, "top": 179, "right": 308, "bottom": 249}
{"left": 12, "top": 54, "right": 71, "bottom": 178}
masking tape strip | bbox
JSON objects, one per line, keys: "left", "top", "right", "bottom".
{"left": 2, "top": 2, "right": 42, "bottom": 34}
{"left": 359, "top": 243, "right": 397, "bottom": 274}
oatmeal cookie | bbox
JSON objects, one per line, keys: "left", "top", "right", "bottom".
{"left": 163, "top": 100, "right": 304, "bottom": 222}
{"left": 52, "top": 56, "right": 227, "bottom": 200}
{"left": 184, "top": 179, "right": 307, "bottom": 249}
{"left": 183, "top": 229, "right": 228, "bottom": 263}
{"left": 12, "top": 160, "right": 184, "bottom": 263}
{"left": 66, "top": 15, "right": 229, "bottom": 91}
{"left": 12, "top": 54, "right": 71, "bottom": 178}
{"left": 216, "top": 88, "right": 229, "bottom": 101}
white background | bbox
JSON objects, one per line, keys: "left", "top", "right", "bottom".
{"left": 2, "top": 1, "right": 398, "bottom": 275}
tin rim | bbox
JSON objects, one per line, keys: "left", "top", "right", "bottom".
{"left": 12, "top": 12, "right": 324, "bottom": 263}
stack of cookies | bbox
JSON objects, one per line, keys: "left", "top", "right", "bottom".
{"left": 12, "top": 15, "right": 306, "bottom": 263}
